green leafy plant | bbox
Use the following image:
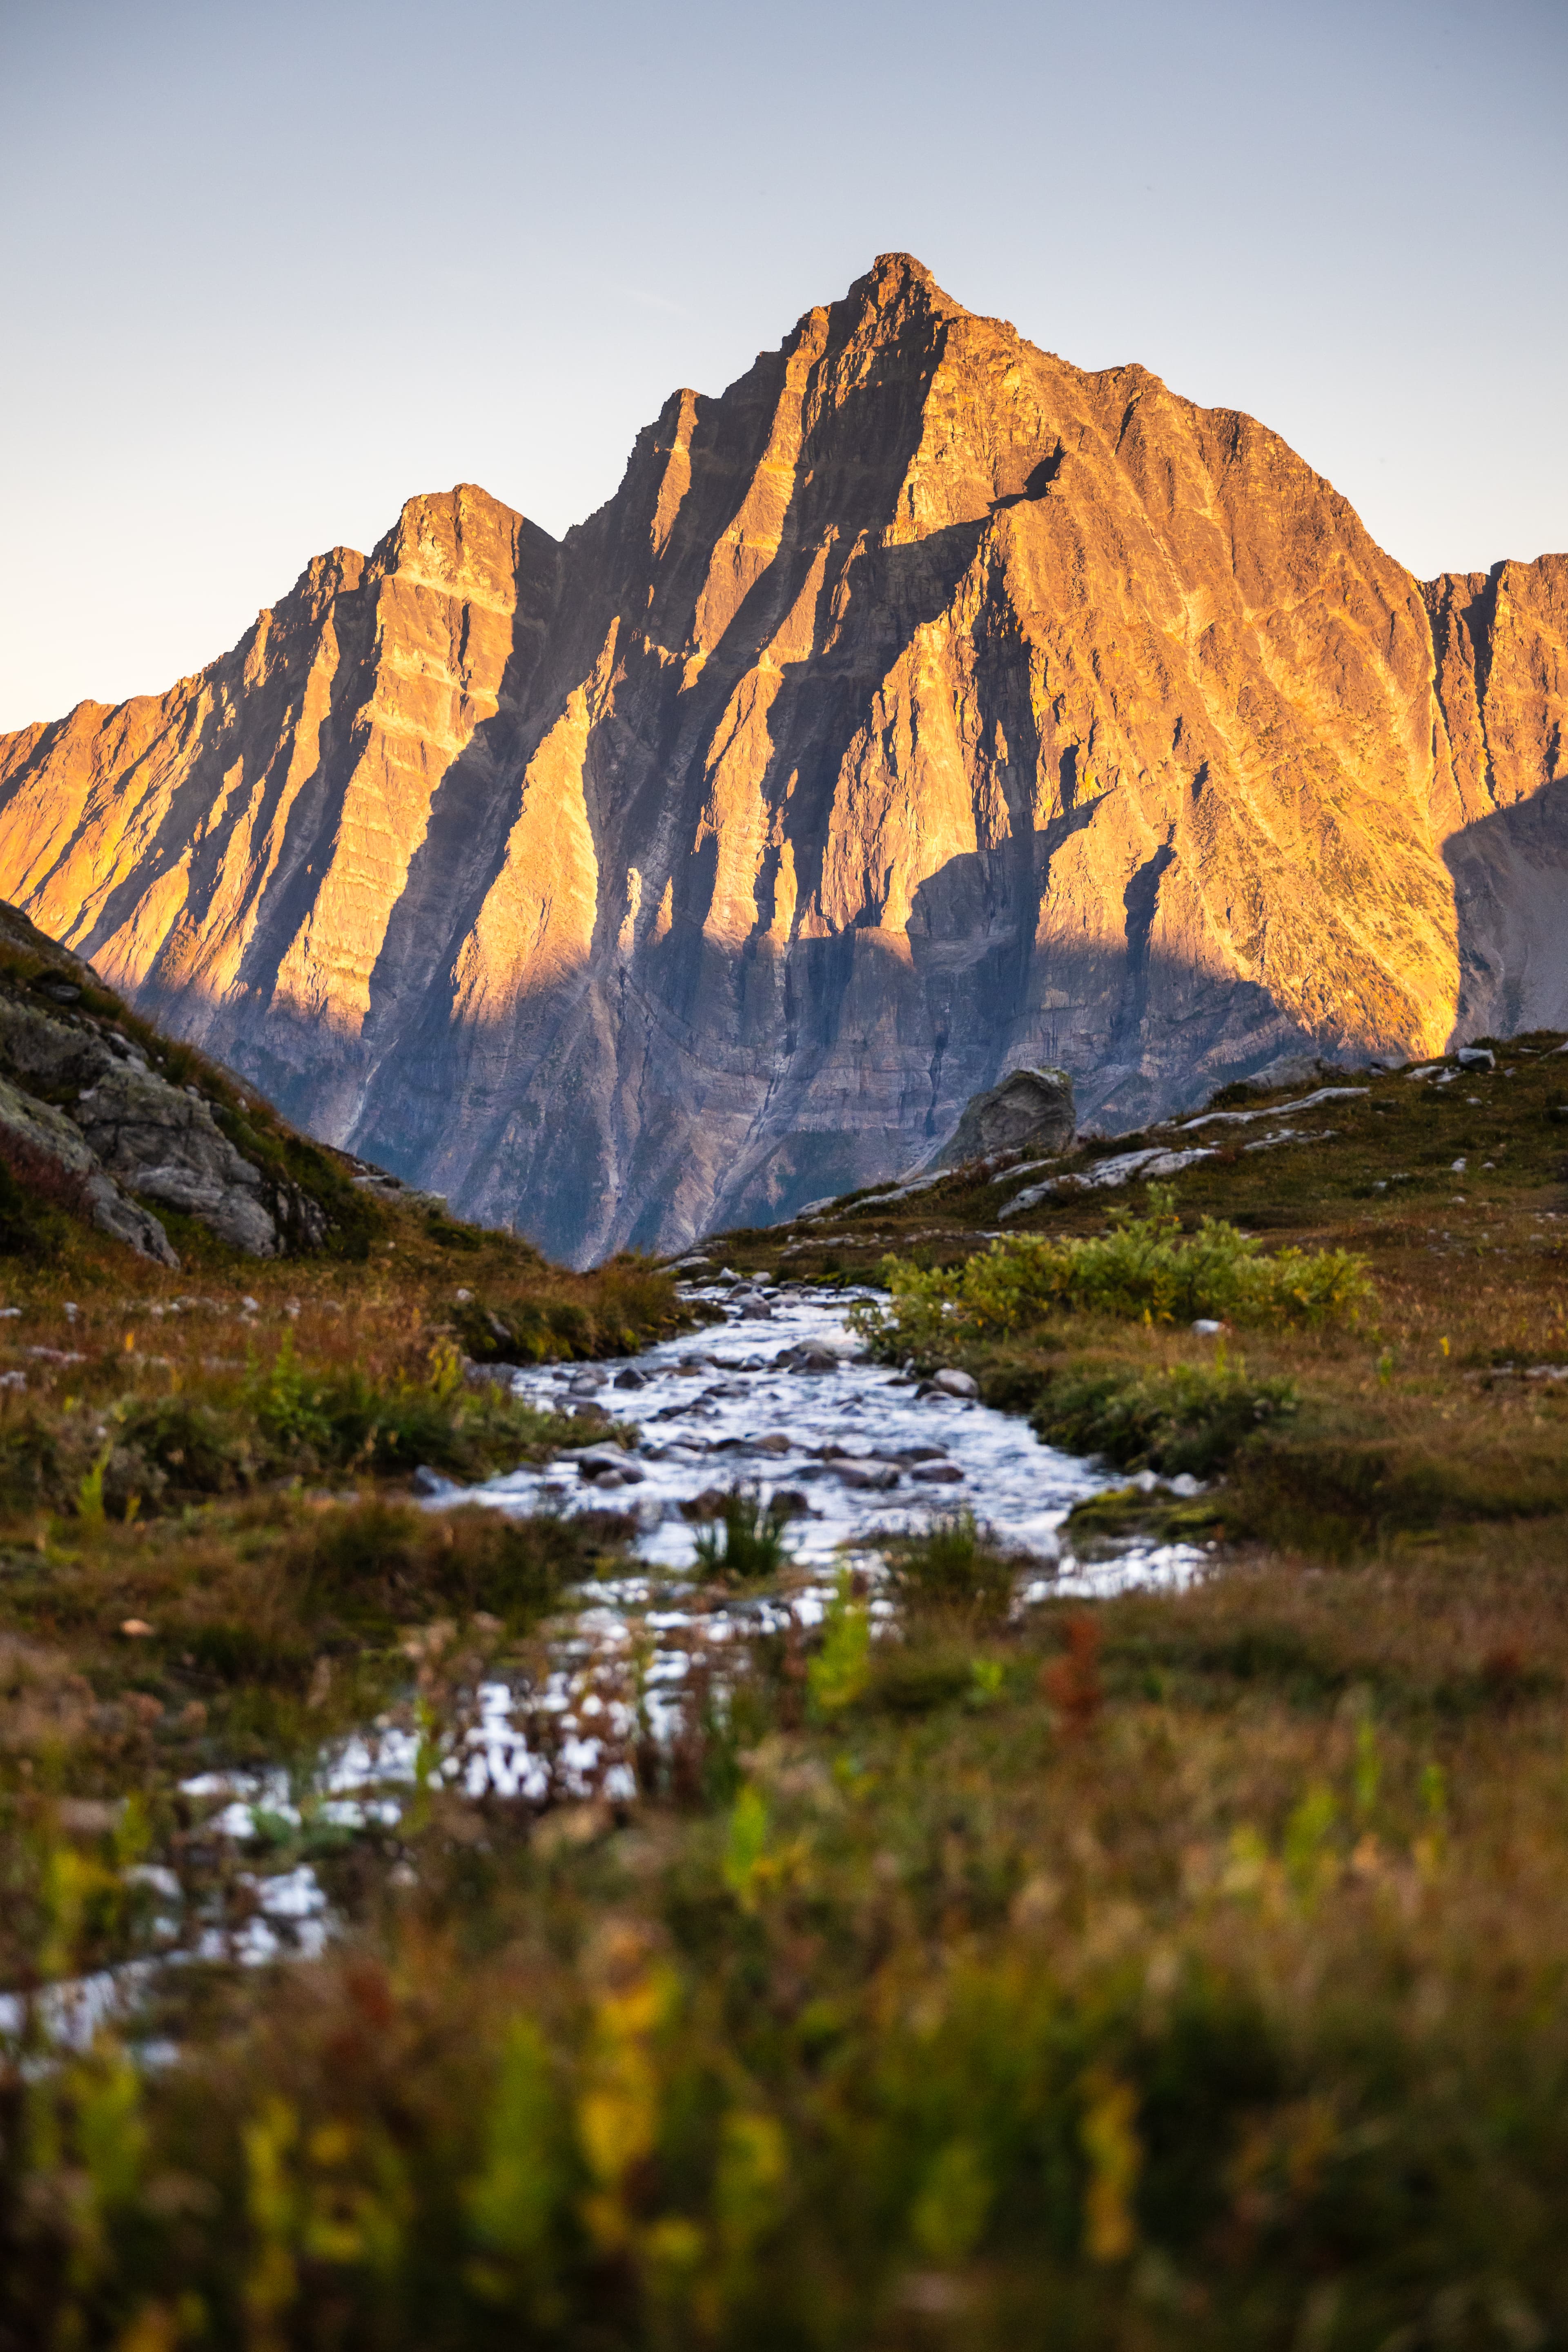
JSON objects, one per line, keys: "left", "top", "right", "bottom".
{"left": 852, "top": 1186, "right": 1375, "bottom": 1356}
{"left": 1036, "top": 1359, "right": 1298, "bottom": 1477}
{"left": 252, "top": 1329, "right": 335, "bottom": 1455}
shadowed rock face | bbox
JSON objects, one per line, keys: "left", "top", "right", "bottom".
{"left": 0, "top": 255, "right": 1563, "bottom": 1263}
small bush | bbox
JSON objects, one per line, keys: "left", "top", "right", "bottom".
{"left": 249, "top": 1335, "right": 570, "bottom": 1481}
{"left": 882, "top": 1512, "right": 1015, "bottom": 1619}
{"left": 425, "top": 1209, "right": 482, "bottom": 1253}
{"left": 0, "top": 1416, "right": 68, "bottom": 1513}
{"left": 116, "top": 1397, "right": 244, "bottom": 1497}
{"left": 852, "top": 1187, "right": 1374, "bottom": 1356}
{"left": 1034, "top": 1360, "right": 1298, "bottom": 1477}
{"left": 455, "top": 1260, "right": 684, "bottom": 1367}
{"left": 293, "top": 1499, "right": 590, "bottom": 1629}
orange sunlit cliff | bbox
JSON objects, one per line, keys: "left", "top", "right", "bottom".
{"left": 0, "top": 255, "right": 1564, "bottom": 1260}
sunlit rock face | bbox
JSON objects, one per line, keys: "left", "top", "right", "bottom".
{"left": 0, "top": 256, "right": 1564, "bottom": 1262}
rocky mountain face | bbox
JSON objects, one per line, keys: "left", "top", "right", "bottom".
{"left": 0, "top": 255, "right": 1563, "bottom": 1263}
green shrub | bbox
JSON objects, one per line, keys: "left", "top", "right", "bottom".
{"left": 294, "top": 1499, "right": 585, "bottom": 1629}
{"left": 457, "top": 1296, "right": 590, "bottom": 1364}
{"left": 249, "top": 1335, "right": 568, "bottom": 1481}
{"left": 1035, "top": 1360, "right": 1298, "bottom": 1477}
{"left": 116, "top": 1397, "right": 244, "bottom": 1497}
{"left": 864, "top": 1639, "right": 977, "bottom": 1714}
{"left": 882, "top": 1511, "right": 1015, "bottom": 1619}
{"left": 455, "top": 1261, "right": 684, "bottom": 1367}
{"left": 425, "top": 1208, "right": 482, "bottom": 1253}
{"left": 852, "top": 1187, "right": 1374, "bottom": 1356}
{"left": 0, "top": 1415, "right": 67, "bottom": 1513}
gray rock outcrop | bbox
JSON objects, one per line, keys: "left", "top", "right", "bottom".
{"left": 0, "top": 1069, "right": 178, "bottom": 1265}
{"left": 934, "top": 1066, "right": 1076, "bottom": 1168}
{"left": 74, "top": 1064, "right": 279, "bottom": 1255}
{"left": 0, "top": 903, "right": 339, "bottom": 1263}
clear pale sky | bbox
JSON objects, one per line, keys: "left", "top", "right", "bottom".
{"left": 2, "top": 0, "right": 1564, "bottom": 734}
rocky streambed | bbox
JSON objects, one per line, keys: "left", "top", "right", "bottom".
{"left": 462, "top": 1273, "right": 1204, "bottom": 1590}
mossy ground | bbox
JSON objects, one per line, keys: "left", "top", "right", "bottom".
{"left": 8, "top": 1042, "right": 1568, "bottom": 2344}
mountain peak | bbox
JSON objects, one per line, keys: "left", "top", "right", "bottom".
{"left": 868, "top": 250, "right": 935, "bottom": 289}
{"left": 854, "top": 250, "right": 948, "bottom": 315}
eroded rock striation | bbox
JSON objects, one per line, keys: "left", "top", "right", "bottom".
{"left": 0, "top": 256, "right": 1564, "bottom": 1262}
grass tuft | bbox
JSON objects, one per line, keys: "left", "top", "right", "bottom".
{"left": 693, "top": 1486, "right": 791, "bottom": 1581}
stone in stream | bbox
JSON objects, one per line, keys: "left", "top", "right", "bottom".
{"left": 784, "top": 1343, "right": 841, "bottom": 1374}
{"left": 411, "top": 1466, "right": 465, "bottom": 1498}
{"left": 752, "top": 1433, "right": 792, "bottom": 1455}
{"left": 927, "top": 1369, "right": 979, "bottom": 1399}
{"left": 835, "top": 1463, "right": 901, "bottom": 1490}
{"left": 911, "top": 1463, "right": 965, "bottom": 1484}
{"left": 613, "top": 1365, "right": 650, "bottom": 1388}
{"left": 577, "top": 1448, "right": 646, "bottom": 1485}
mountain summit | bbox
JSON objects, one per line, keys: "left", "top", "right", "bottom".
{"left": 0, "top": 258, "right": 1564, "bottom": 1260}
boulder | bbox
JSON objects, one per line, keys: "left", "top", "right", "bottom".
{"left": 74, "top": 1064, "right": 280, "bottom": 1255}
{"left": 934, "top": 1067, "right": 1075, "bottom": 1168}
{"left": 1234, "top": 1051, "right": 1344, "bottom": 1094}
{"left": 0, "top": 1071, "right": 178, "bottom": 1266}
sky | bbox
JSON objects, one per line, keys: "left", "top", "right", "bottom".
{"left": 1, "top": 0, "right": 1565, "bottom": 733}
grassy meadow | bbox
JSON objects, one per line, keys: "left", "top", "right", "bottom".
{"left": 7, "top": 1036, "right": 1568, "bottom": 2346}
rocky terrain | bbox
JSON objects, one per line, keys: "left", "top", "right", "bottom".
{"left": 0, "top": 255, "right": 1563, "bottom": 1262}
{"left": 0, "top": 899, "right": 386, "bottom": 1266}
